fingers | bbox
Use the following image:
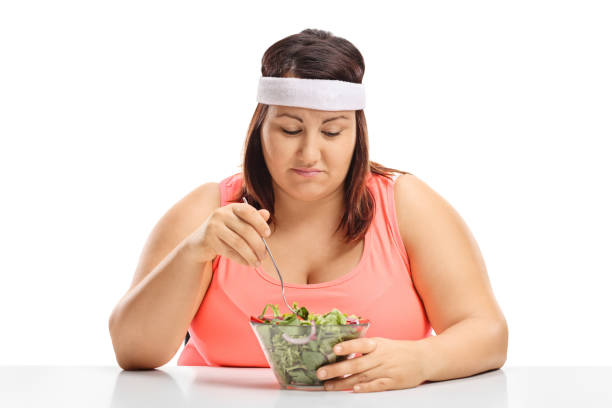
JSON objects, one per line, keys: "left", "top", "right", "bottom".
{"left": 323, "top": 365, "right": 387, "bottom": 392}
{"left": 316, "top": 340, "right": 378, "bottom": 381}
{"left": 198, "top": 201, "right": 272, "bottom": 267}
{"left": 317, "top": 338, "right": 396, "bottom": 392}
{"left": 259, "top": 208, "right": 271, "bottom": 221}
{"left": 216, "top": 224, "right": 261, "bottom": 267}
{"left": 216, "top": 240, "right": 252, "bottom": 267}
{"left": 225, "top": 209, "right": 268, "bottom": 263}
{"left": 332, "top": 337, "right": 378, "bottom": 356}
{"left": 205, "top": 231, "right": 251, "bottom": 267}
{"left": 233, "top": 204, "right": 271, "bottom": 238}
{"left": 351, "top": 377, "right": 394, "bottom": 393}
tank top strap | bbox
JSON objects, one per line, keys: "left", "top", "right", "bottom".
{"left": 366, "top": 172, "right": 410, "bottom": 270}
{"left": 218, "top": 172, "right": 244, "bottom": 207}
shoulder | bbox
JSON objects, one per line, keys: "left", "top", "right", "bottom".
{"left": 392, "top": 172, "right": 431, "bottom": 205}
{"left": 392, "top": 173, "right": 460, "bottom": 252}
{"left": 148, "top": 180, "right": 221, "bottom": 256}
{"left": 152, "top": 181, "right": 221, "bottom": 240}
{"left": 185, "top": 182, "right": 221, "bottom": 212}
{"left": 185, "top": 172, "right": 242, "bottom": 209}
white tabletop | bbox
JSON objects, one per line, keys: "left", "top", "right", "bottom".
{"left": 1, "top": 366, "right": 611, "bottom": 407}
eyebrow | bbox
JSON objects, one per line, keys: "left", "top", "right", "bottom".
{"left": 275, "top": 113, "right": 349, "bottom": 124}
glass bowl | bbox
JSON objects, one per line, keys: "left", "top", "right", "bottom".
{"left": 249, "top": 319, "right": 370, "bottom": 390}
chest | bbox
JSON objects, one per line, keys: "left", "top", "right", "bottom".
{"left": 258, "top": 233, "right": 365, "bottom": 285}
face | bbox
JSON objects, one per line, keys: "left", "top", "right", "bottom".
{"left": 260, "top": 105, "right": 357, "bottom": 202}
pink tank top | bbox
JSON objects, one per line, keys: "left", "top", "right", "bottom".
{"left": 177, "top": 172, "right": 433, "bottom": 367}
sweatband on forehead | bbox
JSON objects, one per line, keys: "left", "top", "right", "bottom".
{"left": 256, "top": 76, "right": 366, "bottom": 111}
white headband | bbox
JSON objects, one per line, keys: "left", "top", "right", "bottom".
{"left": 256, "top": 76, "right": 366, "bottom": 111}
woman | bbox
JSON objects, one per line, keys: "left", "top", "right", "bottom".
{"left": 109, "top": 28, "right": 508, "bottom": 393}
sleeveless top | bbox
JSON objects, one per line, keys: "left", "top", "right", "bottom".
{"left": 177, "top": 172, "right": 433, "bottom": 366}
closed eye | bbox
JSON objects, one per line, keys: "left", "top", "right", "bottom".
{"left": 281, "top": 129, "right": 341, "bottom": 137}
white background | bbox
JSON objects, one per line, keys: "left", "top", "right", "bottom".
{"left": 1, "top": 0, "right": 610, "bottom": 367}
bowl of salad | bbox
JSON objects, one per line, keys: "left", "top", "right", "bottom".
{"left": 249, "top": 302, "right": 370, "bottom": 390}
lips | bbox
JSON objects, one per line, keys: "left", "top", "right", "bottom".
{"left": 292, "top": 168, "right": 322, "bottom": 177}
{"left": 293, "top": 167, "right": 322, "bottom": 172}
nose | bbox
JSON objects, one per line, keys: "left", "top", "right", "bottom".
{"left": 297, "top": 131, "right": 321, "bottom": 163}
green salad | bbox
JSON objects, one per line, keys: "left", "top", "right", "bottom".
{"left": 250, "top": 302, "right": 369, "bottom": 387}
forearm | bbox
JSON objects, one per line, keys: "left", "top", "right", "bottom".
{"left": 416, "top": 317, "right": 508, "bottom": 382}
{"left": 109, "top": 239, "right": 213, "bottom": 369}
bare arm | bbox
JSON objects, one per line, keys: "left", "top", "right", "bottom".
{"left": 394, "top": 174, "right": 508, "bottom": 381}
{"left": 108, "top": 182, "right": 220, "bottom": 370}
{"left": 417, "top": 316, "right": 507, "bottom": 382}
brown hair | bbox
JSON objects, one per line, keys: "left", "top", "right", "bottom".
{"left": 232, "top": 28, "right": 411, "bottom": 244}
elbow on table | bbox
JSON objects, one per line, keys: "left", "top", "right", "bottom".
{"left": 494, "top": 319, "right": 509, "bottom": 369}
{"left": 109, "top": 318, "right": 174, "bottom": 371}
{"left": 116, "top": 354, "right": 170, "bottom": 371}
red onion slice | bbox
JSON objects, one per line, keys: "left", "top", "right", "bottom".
{"left": 282, "top": 320, "right": 317, "bottom": 344}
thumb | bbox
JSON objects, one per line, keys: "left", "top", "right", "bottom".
{"left": 259, "top": 209, "right": 270, "bottom": 220}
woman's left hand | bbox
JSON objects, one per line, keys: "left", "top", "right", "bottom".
{"left": 316, "top": 337, "right": 428, "bottom": 393}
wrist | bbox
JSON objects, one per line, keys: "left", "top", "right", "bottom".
{"left": 414, "top": 336, "right": 436, "bottom": 383}
{"left": 181, "top": 236, "right": 215, "bottom": 265}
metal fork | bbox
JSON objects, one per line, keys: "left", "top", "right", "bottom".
{"left": 242, "top": 197, "right": 297, "bottom": 315}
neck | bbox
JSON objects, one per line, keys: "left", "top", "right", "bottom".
{"left": 270, "top": 181, "right": 345, "bottom": 238}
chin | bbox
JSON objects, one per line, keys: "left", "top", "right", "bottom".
{"left": 280, "top": 181, "right": 328, "bottom": 201}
